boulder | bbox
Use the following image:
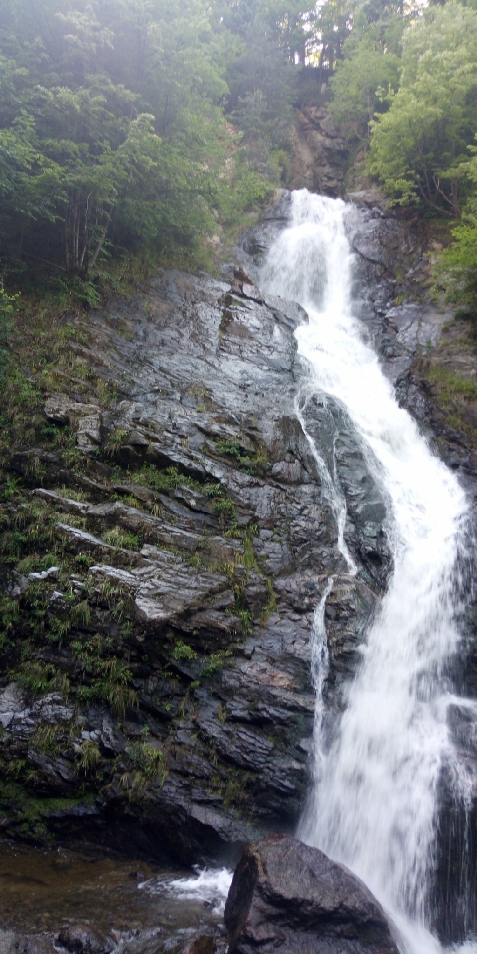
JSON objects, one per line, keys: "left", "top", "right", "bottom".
{"left": 224, "top": 836, "right": 399, "bottom": 954}
{"left": 56, "top": 924, "right": 113, "bottom": 954}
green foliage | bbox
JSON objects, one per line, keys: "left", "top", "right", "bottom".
{"left": 77, "top": 740, "right": 101, "bottom": 774}
{"left": 330, "top": 34, "right": 401, "bottom": 139}
{"left": 72, "top": 636, "right": 138, "bottom": 716}
{"left": 31, "top": 724, "right": 62, "bottom": 755}
{"left": 102, "top": 528, "right": 141, "bottom": 550}
{"left": 172, "top": 640, "right": 198, "bottom": 662}
{"left": 129, "top": 738, "right": 165, "bottom": 782}
{"left": 312, "top": 0, "right": 353, "bottom": 71}
{"left": 16, "top": 660, "right": 70, "bottom": 698}
{"left": 422, "top": 362, "right": 477, "bottom": 437}
{"left": 0, "top": 0, "right": 274, "bottom": 286}
{"left": 215, "top": 436, "right": 268, "bottom": 474}
{"left": 435, "top": 147, "right": 477, "bottom": 316}
{"left": 367, "top": 2, "right": 477, "bottom": 214}
{"left": 0, "top": 288, "right": 19, "bottom": 383}
{"left": 0, "top": 596, "right": 20, "bottom": 648}
{"left": 129, "top": 464, "right": 200, "bottom": 495}
{"left": 199, "top": 649, "right": 233, "bottom": 678}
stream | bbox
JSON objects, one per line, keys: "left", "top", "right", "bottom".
{"left": 0, "top": 841, "right": 230, "bottom": 937}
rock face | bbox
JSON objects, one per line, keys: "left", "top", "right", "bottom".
{"left": 224, "top": 836, "right": 399, "bottom": 954}
{"left": 290, "top": 106, "right": 349, "bottom": 197}
{"left": 0, "top": 256, "right": 389, "bottom": 862}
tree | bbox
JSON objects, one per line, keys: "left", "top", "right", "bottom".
{"left": 314, "top": 0, "right": 353, "bottom": 72}
{"left": 330, "top": 34, "right": 401, "bottom": 138}
{"left": 0, "top": 0, "right": 273, "bottom": 283}
{"left": 435, "top": 143, "right": 477, "bottom": 316}
{"left": 367, "top": 1, "right": 477, "bottom": 214}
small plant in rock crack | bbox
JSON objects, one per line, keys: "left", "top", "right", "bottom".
{"left": 172, "top": 640, "right": 197, "bottom": 662}
{"left": 215, "top": 437, "right": 268, "bottom": 474}
{"left": 77, "top": 740, "right": 101, "bottom": 774}
{"left": 199, "top": 649, "right": 232, "bottom": 678}
{"left": 31, "top": 724, "right": 62, "bottom": 755}
{"left": 129, "top": 737, "right": 166, "bottom": 781}
{"left": 102, "top": 528, "right": 142, "bottom": 550}
{"left": 119, "top": 743, "right": 167, "bottom": 801}
{"left": 73, "top": 638, "right": 138, "bottom": 717}
{"left": 16, "top": 660, "right": 70, "bottom": 699}
{"left": 211, "top": 496, "right": 236, "bottom": 519}
{"left": 106, "top": 427, "right": 129, "bottom": 453}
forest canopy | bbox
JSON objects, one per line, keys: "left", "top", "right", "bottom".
{"left": 0, "top": 0, "right": 311, "bottom": 288}
{"left": 328, "top": 0, "right": 477, "bottom": 315}
{"left": 1, "top": 0, "right": 477, "bottom": 314}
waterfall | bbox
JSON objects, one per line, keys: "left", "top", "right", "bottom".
{"left": 260, "top": 190, "right": 472, "bottom": 954}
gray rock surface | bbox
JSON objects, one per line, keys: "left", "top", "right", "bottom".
{"left": 290, "top": 106, "right": 349, "bottom": 196}
{"left": 0, "top": 931, "right": 56, "bottom": 954}
{"left": 224, "top": 835, "right": 400, "bottom": 954}
{"left": 1, "top": 259, "right": 391, "bottom": 863}
{"left": 56, "top": 925, "right": 113, "bottom": 954}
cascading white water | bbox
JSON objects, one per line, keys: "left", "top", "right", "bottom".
{"left": 260, "top": 190, "right": 471, "bottom": 954}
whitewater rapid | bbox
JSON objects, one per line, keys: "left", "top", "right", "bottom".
{"left": 260, "top": 190, "right": 471, "bottom": 954}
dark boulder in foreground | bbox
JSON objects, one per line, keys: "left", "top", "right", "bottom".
{"left": 56, "top": 925, "right": 113, "bottom": 954}
{"left": 224, "top": 835, "right": 399, "bottom": 954}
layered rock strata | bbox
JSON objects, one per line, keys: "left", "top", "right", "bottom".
{"left": 0, "top": 265, "right": 389, "bottom": 861}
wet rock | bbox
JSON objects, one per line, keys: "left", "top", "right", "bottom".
{"left": 121, "top": 931, "right": 225, "bottom": 954}
{"left": 224, "top": 836, "right": 399, "bottom": 954}
{"left": 1, "top": 256, "right": 396, "bottom": 861}
{"left": 290, "top": 106, "right": 349, "bottom": 197}
{"left": 44, "top": 395, "right": 100, "bottom": 426}
{"left": 0, "top": 931, "right": 56, "bottom": 954}
{"left": 44, "top": 396, "right": 103, "bottom": 455}
{"left": 27, "top": 751, "right": 77, "bottom": 793}
{"left": 56, "top": 925, "right": 113, "bottom": 954}
{"left": 0, "top": 683, "right": 29, "bottom": 729}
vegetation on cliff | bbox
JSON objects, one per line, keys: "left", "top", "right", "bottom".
{"left": 328, "top": 0, "right": 477, "bottom": 317}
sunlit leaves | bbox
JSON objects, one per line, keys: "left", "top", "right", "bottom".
{"left": 367, "top": 1, "right": 477, "bottom": 213}
{"left": 0, "top": 0, "right": 271, "bottom": 280}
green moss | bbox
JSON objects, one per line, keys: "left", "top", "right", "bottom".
{"left": 425, "top": 363, "right": 477, "bottom": 438}
{"left": 428, "top": 365, "right": 477, "bottom": 401}
{"left": 0, "top": 781, "right": 89, "bottom": 828}
{"left": 260, "top": 578, "right": 278, "bottom": 626}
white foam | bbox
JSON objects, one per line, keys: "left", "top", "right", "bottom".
{"left": 138, "top": 866, "right": 233, "bottom": 916}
